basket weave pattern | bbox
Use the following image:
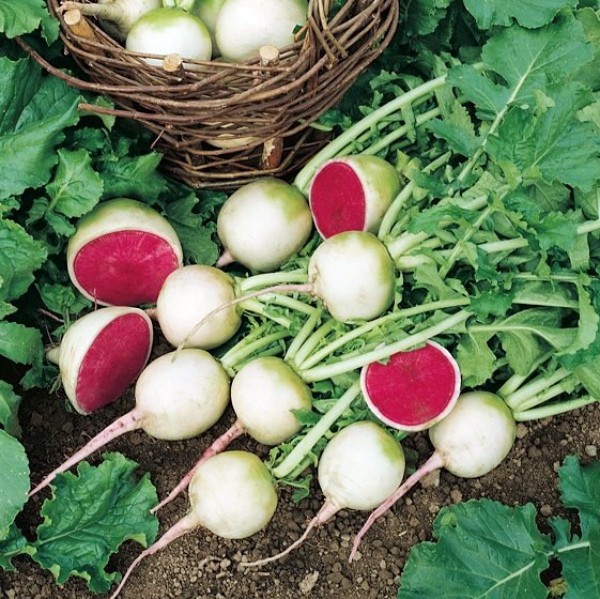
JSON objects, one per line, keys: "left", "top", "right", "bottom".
{"left": 44, "top": 0, "right": 400, "bottom": 188}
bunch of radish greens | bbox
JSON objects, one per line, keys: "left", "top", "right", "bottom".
{"left": 2, "top": 0, "right": 600, "bottom": 596}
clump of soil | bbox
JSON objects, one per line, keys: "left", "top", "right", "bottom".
{"left": 2, "top": 376, "right": 599, "bottom": 599}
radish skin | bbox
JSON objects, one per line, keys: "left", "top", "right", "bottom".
{"left": 349, "top": 391, "right": 516, "bottom": 559}
{"left": 109, "top": 451, "right": 277, "bottom": 599}
{"left": 29, "top": 349, "right": 230, "bottom": 496}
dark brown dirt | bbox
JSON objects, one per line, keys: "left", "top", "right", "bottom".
{"left": 2, "top": 361, "right": 599, "bottom": 599}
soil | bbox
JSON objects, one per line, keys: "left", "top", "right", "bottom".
{"left": 2, "top": 344, "right": 599, "bottom": 599}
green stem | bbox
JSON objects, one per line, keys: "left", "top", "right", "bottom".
{"left": 271, "top": 380, "right": 362, "bottom": 479}
{"left": 513, "top": 395, "right": 597, "bottom": 421}
{"left": 502, "top": 368, "right": 572, "bottom": 410}
{"left": 496, "top": 351, "right": 554, "bottom": 398}
{"left": 292, "top": 318, "right": 338, "bottom": 369}
{"left": 237, "top": 270, "right": 308, "bottom": 293}
{"left": 515, "top": 378, "right": 579, "bottom": 413}
{"left": 240, "top": 298, "right": 293, "bottom": 328}
{"left": 253, "top": 293, "right": 317, "bottom": 316}
{"left": 221, "top": 330, "right": 290, "bottom": 373}
{"left": 285, "top": 307, "right": 323, "bottom": 363}
{"left": 298, "top": 310, "right": 471, "bottom": 383}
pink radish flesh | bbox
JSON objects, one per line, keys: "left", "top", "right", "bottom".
{"left": 72, "top": 230, "right": 180, "bottom": 305}
{"left": 362, "top": 342, "right": 460, "bottom": 430}
{"left": 310, "top": 161, "right": 366, "bottom": 238}
{"left": 75, "top": 312, "right": 153, "bottom": 413}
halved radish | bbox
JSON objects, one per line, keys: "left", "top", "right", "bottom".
{"left": 309, "top": 155, "right": 400, "bottom": 239}
{"left": 46, "top": 306, "right": 154, "bottom": 415}
{"left": 360, "top": 341, "right": 461, "bottom": 431}
{"left": 67, "top": 198, "right": 183, "bottom": 306}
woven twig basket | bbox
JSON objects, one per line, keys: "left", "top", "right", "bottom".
{"left": 36, "top": 0, "right": 399, "bottom": 189}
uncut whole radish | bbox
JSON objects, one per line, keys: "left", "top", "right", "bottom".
{"left": 349, "top": 391, "right": 517, "bottom": 560}
{"left": 29, "top": 348, "right": 230, "bottom": 496}
{"left": 153, "top": 355, "right": 312, "bottom": 511}
{"left": 109, "top": 451, "right": 278, "bottom": 599}
{"left": 46, "top": 306, "right": 153, "bottom": 415}
{"left": 242, "top": 421, "right": 405, "bottom": 567}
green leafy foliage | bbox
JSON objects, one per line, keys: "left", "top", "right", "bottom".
{"left": 0, "top": 0, "right": 58, "bottom": 43}
{"left": 397, "top": 456, "right": 600, "bottom": 598}
{"left": 0, "top": 430, "right": 29, "bottom": 541}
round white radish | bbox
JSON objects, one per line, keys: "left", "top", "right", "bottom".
{"left": 29, "top": 348, "right": 230, "bottom": 497}
{"left": 155, "top": 264, "right": 241, "bottom": 349}
{"left": 216, "top": 178, "right": 313, "bottom": 272}
{"left": 309, "top": 155, "right": 400, "bottom": 239}
{"left": 243, "top": 421, "right": 405, "bottom": 566}
{"left": 67, "top": 198, "right": 183, "bottom": 307}
{"left": 189, "top": 0, "right": 226, "bottom": 54}
{"left": 349, "top": 391, "right": 516, "bottom": 559}
{"left": 308, "top": 231, "right": 396, "bottom": 322}
{"left": 47, "top": 306, "right": 153, "bottom": 415}
{"left": 59, "top": 0, "right": 161, "bottom": 40}
{"left": 215, "top": 0, "right": 308, "bottom": 62}
{"left": 126, "top": 7, "right": 212, "bottom": 68}
{"left": 152, "top": 355, "right": 312, "bottom": 512}
{"left": 361, "top": 341, "right": 461, "bottom": 432}
{"left": 108, "top": 450, "right": 277, "bottom": 599}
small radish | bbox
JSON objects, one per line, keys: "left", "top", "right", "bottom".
{"left": 167, "top": 0, "right": 226, "bottom": 54}
{"left": 67, "top": 198, "right": 183, "bottom": 307}
{"left": 109, "top": 451, "right": 278, "bottom": 598}
{"left": 153, "top": 356, "right": 312, "bottom": 511}
{"left": 215, "top": 0, "right": 308, "bottom": 62}
{"left": 361, "top": 341, "right": 461, "bottom": 432}
{"left": 46, "top": 306, "right": 153, "bottom": 415}
{"left": 154, "top": 264, "right": 241, "bottom": 349}
{"left": 242, "top": 421, "right": 405, "bottom": 567}
{"left": 126, "top": 7, "right": 212, "bottom": 68}
{"left": 309, "top": 155, "right": 400, "bottom": 239}
{"left": 29, "top": 348, "right": 230, "bottom": 496}
{"left": 59, "top": 0, "right": 161, "bottom": 40}
{"left": 216, "top": 178, "right": 313, "bottom": 272}
{"left": 349, "top": 391, "right": 517, "bottom": 559}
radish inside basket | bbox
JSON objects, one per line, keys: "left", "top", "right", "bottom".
{"left": 24, "top": 0, "right": 400, "bottom": 188}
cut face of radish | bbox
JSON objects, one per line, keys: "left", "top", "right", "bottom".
{"left": 309, "top": 155, "right": 400, "bottom": 239}
{"left": 48, "top": 306, "right": 154, "bottom": 415}
{"left": 361, "top": 341, "right": 461, "bottom": 431}
{"left": 67, "top": 199, "right": 183, "bottom": 306}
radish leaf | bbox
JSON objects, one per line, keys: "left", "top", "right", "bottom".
{"left": 0, "top": 430, "right": 29, "bottom": 540}
{"left": 0, "top": 381, "right": 21, "bottom": 438}
{"left": 0, "top": 0, "right": 58, "bottom": 43}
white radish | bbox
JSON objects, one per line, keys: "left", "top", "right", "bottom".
{"left": 153, "top": 356, "right": 312, "bottom": 511}
{"left": 126, "top": 7, "right": 212, "bottom": 68}
{"left": 242, "top": 421, "right": 405, "bottom": 567}
{"left": 349, "top": 391, "right": 517, "bottom": 559}
{"left": 216, "top": 178, "right": 313, "bottom": 272}
{"left": 109, "top": 451, "right": 278, "bottom": 599}
{"left": 215, "top": 0, "right": 308, "bottom": 62}
{"left": 46, "top": 306, "right": 153, "bottom": 415}
{"left": 29, "top": 348, "right": 230, "bottom": 496}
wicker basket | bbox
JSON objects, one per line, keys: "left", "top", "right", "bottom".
{"left": 35, "top": 0, "right": 399, "bottom": 189}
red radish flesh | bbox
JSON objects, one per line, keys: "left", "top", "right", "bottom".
{"left": 72, "top": 230, "right": 180, "bottom": 306}
{"left": 361, "top": 341, "right": 461, "bottom": 431}
{"left": 75, "top": 311, "right": 153, "bottom": 413}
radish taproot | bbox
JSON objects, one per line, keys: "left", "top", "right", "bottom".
{"left": 109, "top": 450, "right": 278, "bottom": 598}
{"left": 29, "top": 348, "right": 230, "bottom": 496}
{"left": 242, "top": 421, "right": 405, "bottom": 567}
{"left": 216, "top": 178, "right": 313, "bottom": 272}
{"left": 361, "top": 341, "right": 461, "bottom": 432}
{"left": 153, "top": 355, "right": 312, "bottom": 511}
{"left": 58, "top": 0, "right": 161, "bottom": 39}
{"left": 215, "top": 0, "right": 307, "bottom": 62}
{"left": 126, "top": 7, "right": 212, "bottom": 67}
{"left": 349, "top": 391, "right": 517, "bottom": 560}
{"left": 309, "top": 155, "right": 400, "bottom": 239}
{"left": 46, "top": 306, "right": 153, "bottom": 415}
{"left": 67, "top": 198, "right": 183, "bottom": 307}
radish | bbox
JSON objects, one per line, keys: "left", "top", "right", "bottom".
{"left": 215, "top": 0, "right": 308, "bottom": 62}
{"left": 349, "top": 391, "right": 517, "bottom": 560}
{"left": 361, "top": 341, "right": 461, "bottom": 432}
{"left": 243, "top": 421, "right": 405, "bottom": 567}
{"left": 309, "top": 155, "right": 401, "bottom": 239}
{"left": 46, "top": 306, "right": 153, "bottom": 415}
{"left": 67, "top": 198, "right": 183, "bottom": 307}
{"left": 58, "top": 0, "right": 161, "bottom": 40}
{"left": 29, "top": 348, "right": 230, "bottom": 496}
{"left": 152, "top": 355, "right": 312, "bottom": 510}
{"left": 154, "top": 264, "right": 242, "bottom": 349}
{"left": 167, "top": 0, "right": 226, "bottom": 53}
{"left": 109, "top": 450, "right": 278, "bottom": 599}
{"left": 216, "top": 178, "right": 313, "bottom": 272}
{"left": 126, "top": 7, "right": 212, "bottom": 68}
